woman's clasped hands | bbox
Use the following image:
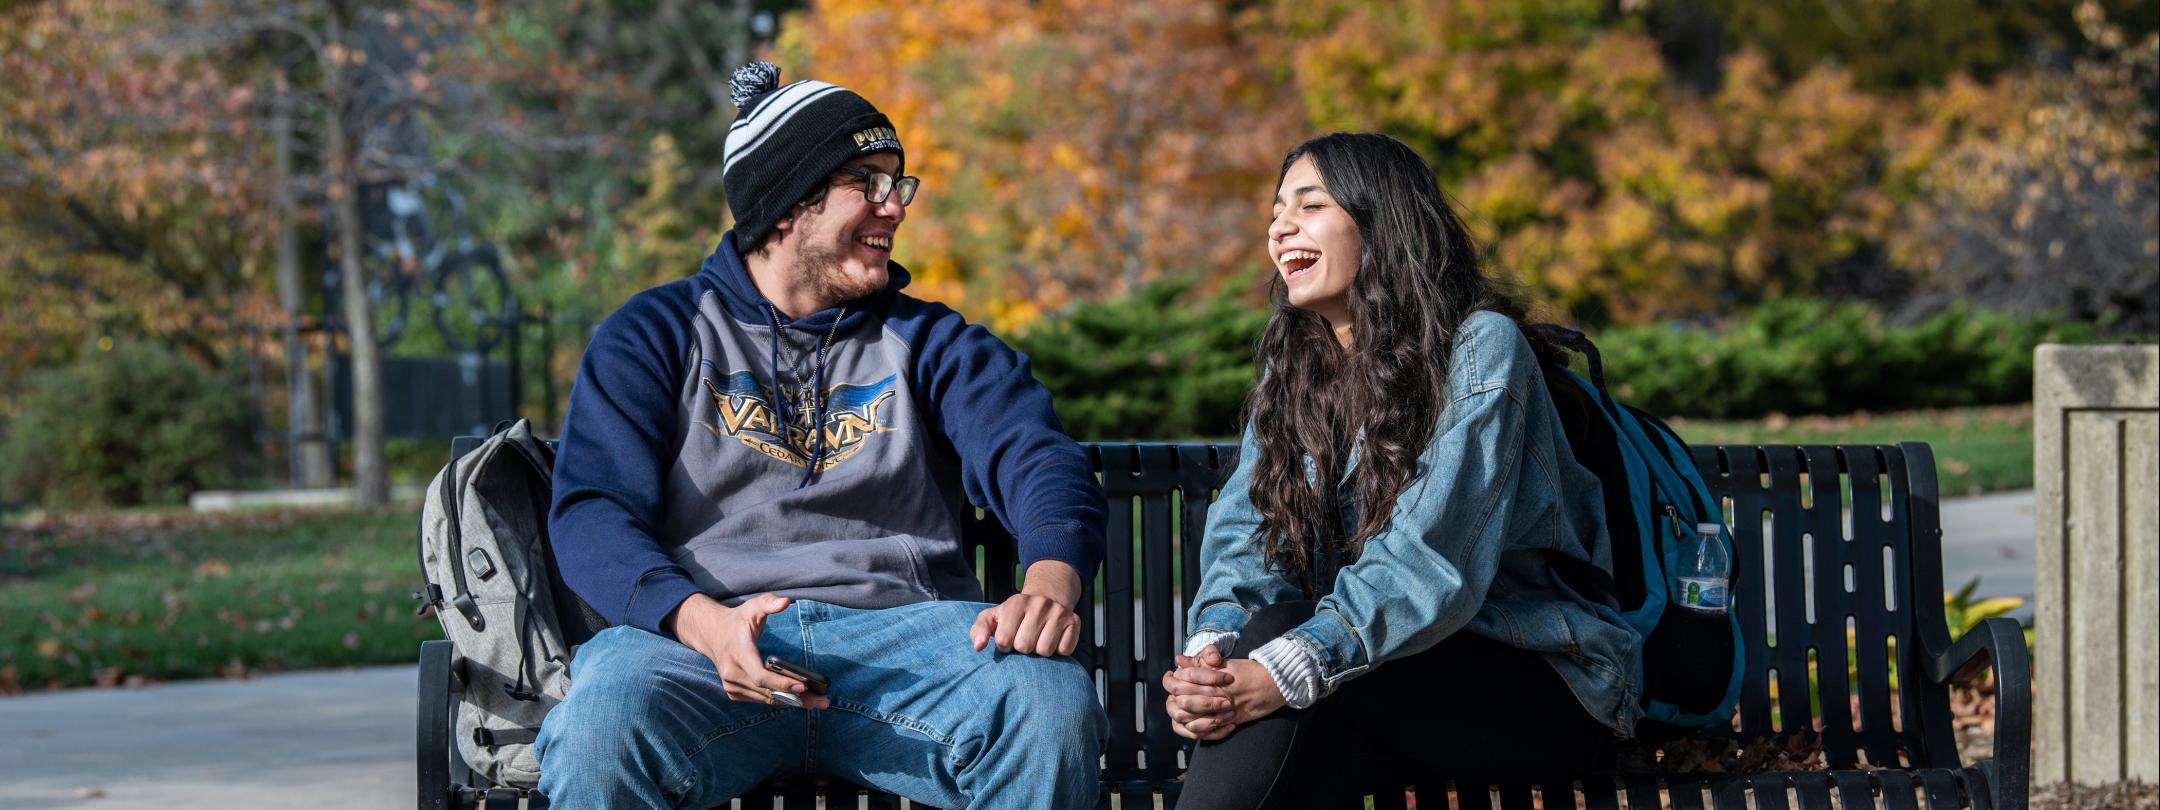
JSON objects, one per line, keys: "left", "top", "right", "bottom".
{"left": 1162, "top": 644, "right": 1288, "bottom": 741}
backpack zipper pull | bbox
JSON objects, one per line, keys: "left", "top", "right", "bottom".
{"left": 412, "top": 584, "right": 443, "bottom": 616}
{"left": 1662, "top": 503, "right": 1689, "bottom": 542}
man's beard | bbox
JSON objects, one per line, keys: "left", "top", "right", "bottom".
{"left": 794, "top": 232, "right": 887, "bottom": 307}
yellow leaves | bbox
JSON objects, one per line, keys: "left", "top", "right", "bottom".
{"left": 1676, "top": 178, "right": 1770, "bottom": 237}
{"left": 1566, "top": 33, "right": 1665, "bottom": 122}
{"left": 1460, "top": 154, "right": 1554, "bottom": 227}
{"left": 1947, "top": 591, "right": 2025, "bottom": 623}
{"left": 1050, "top": 205, "right": 1092, "bottom": 243}
{"left": 1598, "top": 196, "right": 1662, "bottom": 258}
{"left": 984, "top": 298, "right": 1044, "bottom": 334}
{"left": 782, "top": 0, "right": 1298, "bottom": 312}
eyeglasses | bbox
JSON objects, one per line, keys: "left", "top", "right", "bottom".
{"left": 832, "top": 165, "right": 921, "bottom": 207}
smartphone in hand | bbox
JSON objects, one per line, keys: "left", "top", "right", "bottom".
{"left": 762, "top": 654, "right": 830, "bottom": 696}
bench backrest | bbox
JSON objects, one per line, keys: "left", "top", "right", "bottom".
{"left": 957, "top": 442, "right": 1963, "bottom": 791}
{"left": 1690, "top": 443, "right": 1960, "bottom": 770}
{"left": 464, "top": 437, "right": 1962, "bottom": 783}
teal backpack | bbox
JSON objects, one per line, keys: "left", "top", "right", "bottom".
{"left": 1532, "top": 325, "right": 1746, "bottom": 740}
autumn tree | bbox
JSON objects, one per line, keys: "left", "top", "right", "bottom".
{"left": 1, "top": 3, "right": 280, "bottom": 405}
{"left": 1703, "top": 0, "right": 2150, "bottom": 91}
{"left": 5, "top": 0, "right": 629, "bottom": 503}
{"left": 777, "top": 0, "right": 1303, "bottom": 328}
{"left": 1891, "top": 2, "right": 2159, "bottom": 333}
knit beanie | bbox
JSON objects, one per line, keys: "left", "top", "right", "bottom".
{"left": 723, "top": 62, "right": 905, "bottom": 250}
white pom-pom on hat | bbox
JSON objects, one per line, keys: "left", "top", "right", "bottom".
{"left": 729, "top": 62, "right": 783, "bottom": 110}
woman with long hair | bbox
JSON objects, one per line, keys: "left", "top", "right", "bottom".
{"left": 1163, "top": 133, "right": 1642, "bottom": 806}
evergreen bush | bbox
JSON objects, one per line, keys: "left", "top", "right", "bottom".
{"left": 1011, "top": 277, "right": 1266, "bottom": 441}
{"left": 0, "top": 343, "right": 258, "bottom": 507}
{"left": 1593, "top": 300, "right": 2112, "bottom": 419}
{"left": 1019, "top": 290, "right": 2123, "bottom": 435}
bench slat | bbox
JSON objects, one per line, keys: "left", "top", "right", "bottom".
{"left": 1709, "top": 775, "right": 1751, "bottom": 810}
{"left": 1138, "top": 459, "right": 1181, "bottom": 784}
{"left": 1789, "top": 773, "right": 1836, "bottom": 810}
{"left": 1576, "top": 777, "right": 1622, "bottom": 810}
{"left": 1098, "top": 445, "right": 1136, "bottom": 782}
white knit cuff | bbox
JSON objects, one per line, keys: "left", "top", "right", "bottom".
{"left": 1182, "top": 631, "right": 1238, "bottom": 658}
{"left": 1251, "top": 636, "right": 1322, "bottom": 709}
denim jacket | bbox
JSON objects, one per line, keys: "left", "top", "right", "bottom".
{"left": 1186, "top": 310, "right": 1644, "bottom": 735}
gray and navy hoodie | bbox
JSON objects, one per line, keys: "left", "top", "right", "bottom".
{"left": 549, "top": 234, "right": 1106, "bottom": 635}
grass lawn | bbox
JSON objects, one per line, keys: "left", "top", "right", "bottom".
{"left": 0, "top": 405, "right": 2028, "bottom": 692}
{"left": 0, "top": 509, "right": 439, "bottom": 693}
{"left": 1667, "top": 404, "right": 2033, "bottom": 497}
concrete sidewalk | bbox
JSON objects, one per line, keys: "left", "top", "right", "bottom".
{"left": 1937, "top": 488, "right": 2038, "bottom": 614}
{"left": 0, "top": 665, "right": 415, "bottom": 809}
{"left": 0, "top": 490, "right": 2039, "bottom": 808}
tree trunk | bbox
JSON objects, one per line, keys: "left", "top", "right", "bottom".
{"left": 723, "top": 0, "right": 752, "bottom": 78}
{"left": 274, "top": 80, "right": 333, "bottom": 488}
{"left": 1114, "top": 87, "right": 1145, "bottom": 294}
{"left": 327, "top": 13, "right": 389, "bottom": 507}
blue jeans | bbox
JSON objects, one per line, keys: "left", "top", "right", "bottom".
{"left": 534, "top": 599, "right": 1105, "bottom": 809}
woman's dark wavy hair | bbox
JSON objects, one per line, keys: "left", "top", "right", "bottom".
{"left": 1245, "top": 132, "right": 1558, "bottom": 589}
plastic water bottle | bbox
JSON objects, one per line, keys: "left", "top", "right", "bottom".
{"left": 1677, "top": 522, "right": 1731, "bottom": 613}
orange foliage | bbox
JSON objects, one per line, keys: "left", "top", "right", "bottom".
{"left": 2, "top": 1, "right": 281, "bottom": 387}
{"left": 777, "top": 0, "right": 1302, "bottom": 330}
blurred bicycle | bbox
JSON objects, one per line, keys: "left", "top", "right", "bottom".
{"left": 334, "top": 176, "right": 516, "bottom": 354}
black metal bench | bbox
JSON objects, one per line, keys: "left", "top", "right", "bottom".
{"left": 418, "top": 440, "right": 2031, "bottom": 809}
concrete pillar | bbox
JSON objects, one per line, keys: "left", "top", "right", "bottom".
{"left": 2033, "top": 343, "right": 2159, "bottom": 785}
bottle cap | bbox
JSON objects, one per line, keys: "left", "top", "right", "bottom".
{"left": 1696, "top": 522, "right": 1723, "bottom": 534}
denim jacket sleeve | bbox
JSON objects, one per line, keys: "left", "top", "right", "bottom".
{"left": 1185, "top": 425, "right": 1301, "bottom": 642}
{"left": 1281, "top": 317, "right": 1544, "bottom": 694}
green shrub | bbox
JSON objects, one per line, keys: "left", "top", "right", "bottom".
{"left": 0, "top": 343, "right": 258, "bottom": 507}
{"left": 1016, "top": 290, "right": 2123, "bottom": 433}
{"left": 1012, "top": 277, "right": 1267, "bottom": 440}
{"left": 1593, "top": 300, "right": 2114, "bottom": 419}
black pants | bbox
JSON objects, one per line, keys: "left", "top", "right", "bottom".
{"left": 1177, "top": 601, "right": 1615, "bottom": 809}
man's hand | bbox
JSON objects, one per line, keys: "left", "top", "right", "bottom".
{"left": 969, "top": 559, "right": 1083, "bottom": 656}
{"left": 1162, "top": 645, "right": 1290, "bottom": 741}
{"left": 665, "top": 592, "right": 828, "bottom": 710}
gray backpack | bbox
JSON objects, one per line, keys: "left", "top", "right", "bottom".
{"left": 416, "top": 419, "right": 603, "bottom": 788}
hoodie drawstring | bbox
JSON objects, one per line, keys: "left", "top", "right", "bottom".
{"left": 765, "top": 304, "right": 846, "bottom": 488}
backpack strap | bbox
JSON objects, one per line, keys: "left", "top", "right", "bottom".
{"left": 440, "top": 466, "right": 486, "bottom": 632}
{"left": 1527, "top": 324, "right": 1607, "bottom": 393}
{"left": 472, "top": 725, "right": 540, "bottom": 752}
{"left": 438, "top": 422, "right": 548, "bottom": 634}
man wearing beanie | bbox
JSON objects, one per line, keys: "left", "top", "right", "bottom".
{"left": 536, "top": 62, "right": 1107, "bottom": 808}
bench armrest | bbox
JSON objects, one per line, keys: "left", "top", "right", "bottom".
{"left": 1925, "top": 617, "right": 2030, "bottom": 810}
{"left": 418, "top": 640, "right": 456, "bottom": 810}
